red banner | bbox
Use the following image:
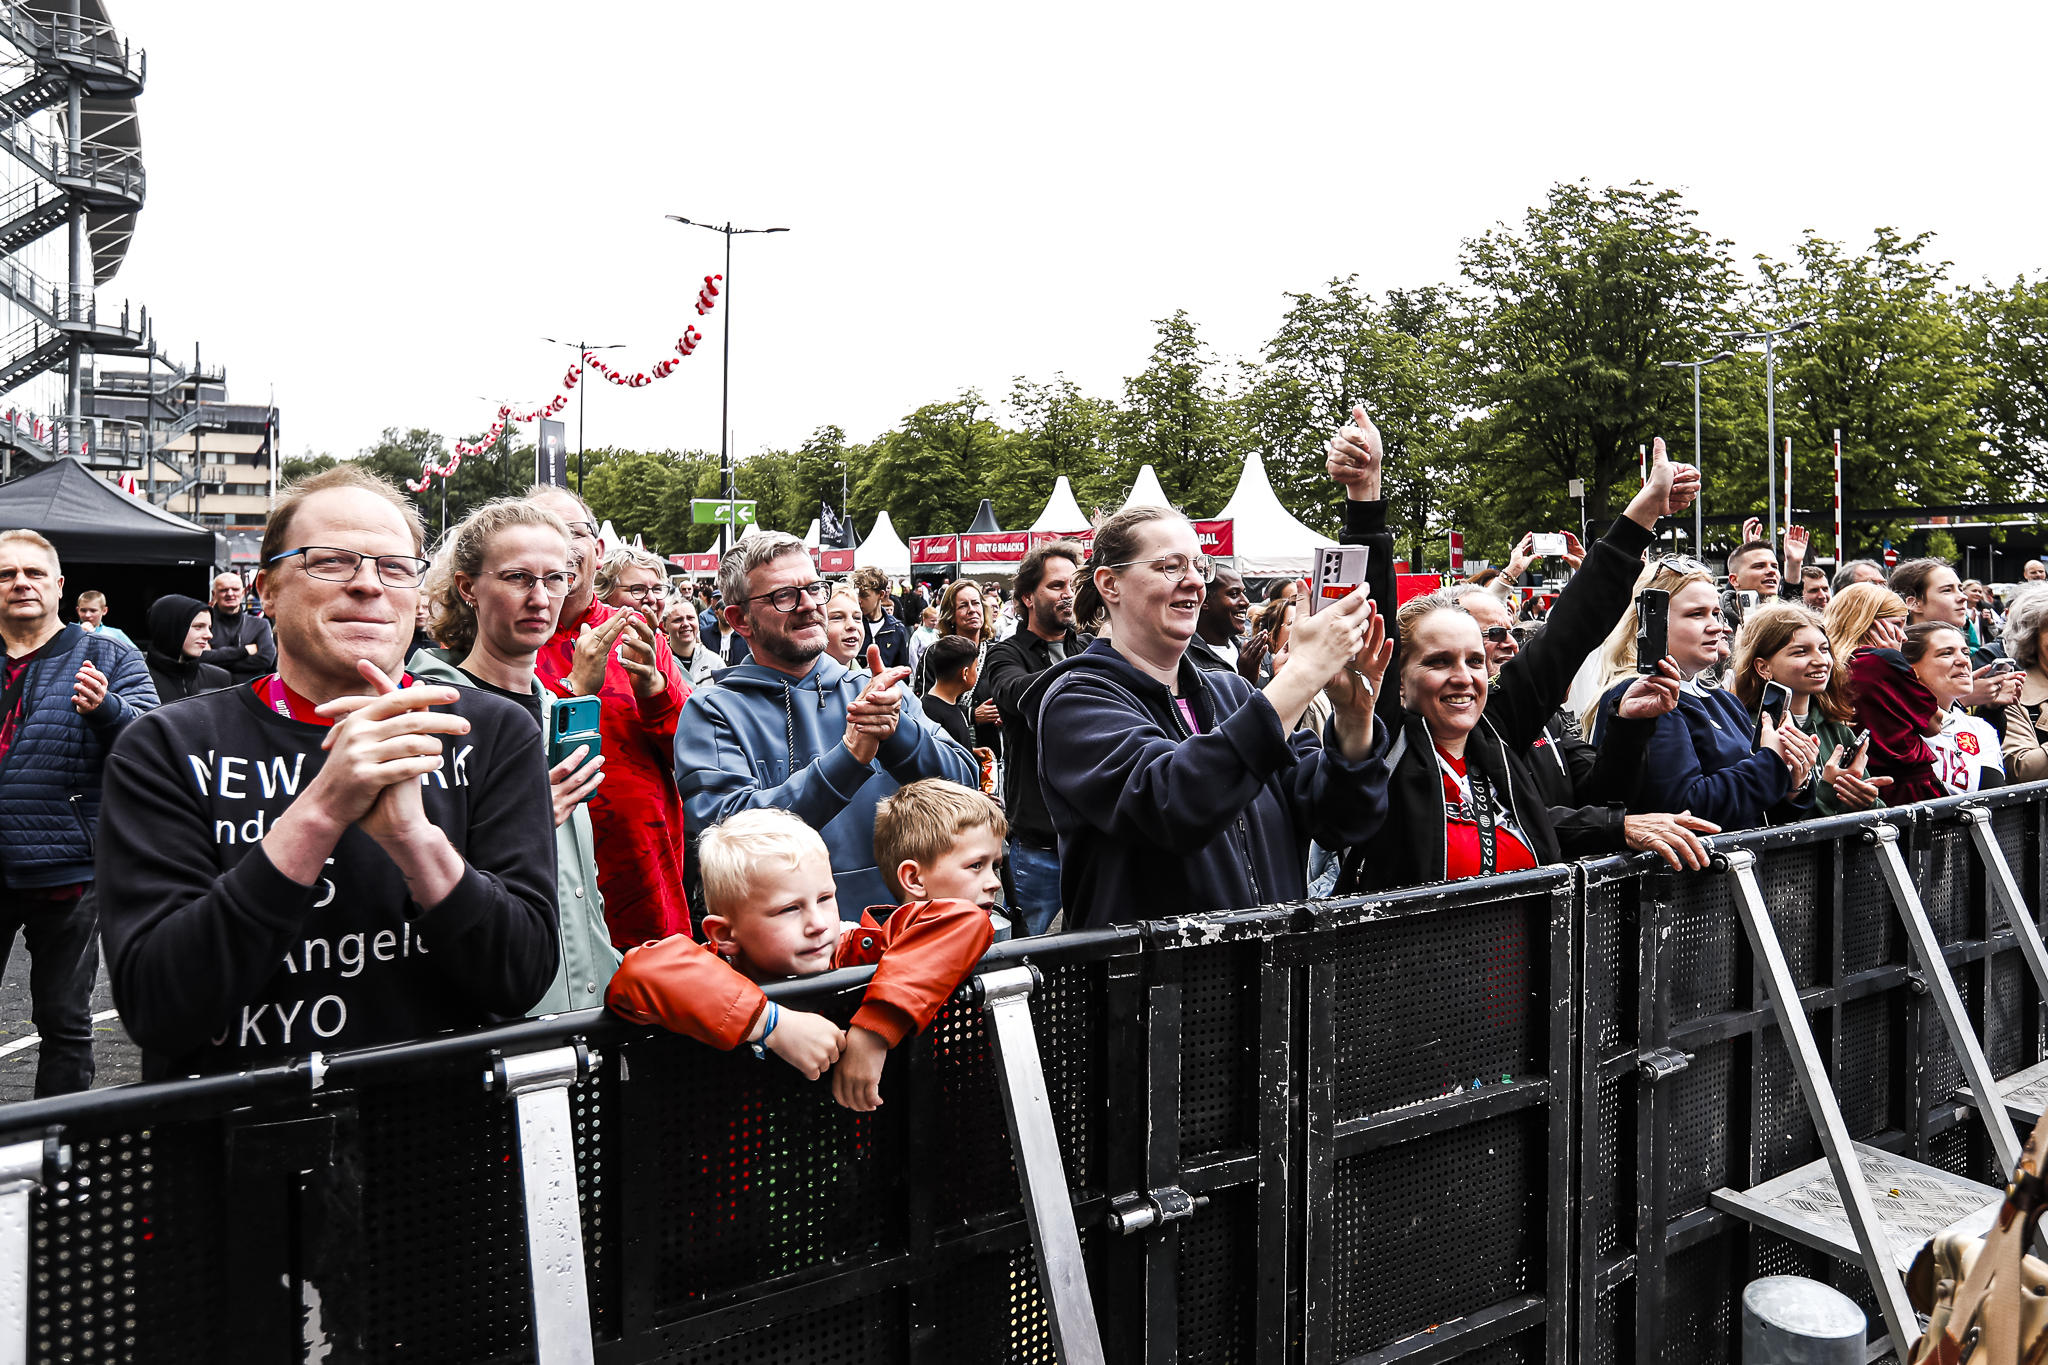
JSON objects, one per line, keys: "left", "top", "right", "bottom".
{"left": 818, "top": 549, "right": 855, "bottom": 574}
{"left": 669, "top": 553, "right": 720, "bottom": 573}
{"left": 1030, "top": 529, "right": 1094, "bottom": 554}
{"left": 963, "top": 531, "right": 1032, "bottom": 563}
{"left": 910, "top": 535, "right": 959, "bottom": 565}
{"left": 1396, "top": 572, "right": 1443, "bottom": 605}
{"left": 1194, "top": 519, "right": 1234, "bottom": 557}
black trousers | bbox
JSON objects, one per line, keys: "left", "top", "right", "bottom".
{"left": 0, "top": 886, "right": 98, "bottom": 1096}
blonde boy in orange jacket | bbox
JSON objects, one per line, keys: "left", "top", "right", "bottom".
{"left": 607, "top": 781, "right": 1005, "bottom": 1110}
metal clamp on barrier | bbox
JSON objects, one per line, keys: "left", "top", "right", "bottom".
{"left": 0, "top": 1129, "right": 66, "bottom": 1365}
{"left": 1106, "top": 1185, "right": 1206, "bottom": 1236}
{"left": 487, "top": 1043, "right": 599, "bottom": 1365}
{"left": 972, "top": 965, "right": 1106, "bottom": 1365}
{"left": 1636, "top": 1047, "right": 1693, "bottom": 1082}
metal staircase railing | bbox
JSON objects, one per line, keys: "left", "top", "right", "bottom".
{"left": 0, "top": 68, "right": 61, "bottom": 123}
{"left": 0, "top": 255, "right": 145, "bottom": 350}
{"left": 0, "top": 175, "right": 65, "bottom": 255}
{"left": 0, "top": 316, "right": 68, "bottom": 393}
{"left": 0, "top": 119, "right": 143, "bottom": 209}
{"left": 0, "top": 5, "right": 144, "bottom": 97}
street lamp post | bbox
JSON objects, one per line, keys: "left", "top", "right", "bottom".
{"left": 1659, "top": 350, "right": 1737, "bottom": 555}
{"left": 668, "top": 216, "right": 789, "bottom": 553}
{"left": 541, "top": 338, "right": 625, "bottom": 495}
{"left": 1723, "top": 316, "right": 1817, "bottom": 552}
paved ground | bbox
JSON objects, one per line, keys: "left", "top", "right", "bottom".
{"left": 0, "top": 929, "right": 143, "bottom": 1104}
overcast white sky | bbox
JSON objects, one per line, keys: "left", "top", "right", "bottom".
{"left": 106, "top": 1, "right": 2047, "bottom": 477}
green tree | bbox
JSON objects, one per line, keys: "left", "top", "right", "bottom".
{"left": 1753, "top": 228, "right": 1990, "bottom": 552}
{"left": 1964, "top": 273, "right": 2048, "bottom": 500}
{"left": 1241, "top": 277, "right": 1463, "bottom": 562}
{"left": 995, "top": 374, "right": 1118, "bottom": 526}
{"left": 785, "top": 425, "right": 861, "bottom": 538}
{"left": 849, "top": 391, "right": 1010, "bottom": 539}
{"left": 581, "top": 447, "right": 717, "bottom": 554}
{"left": 1459, "top": 182, "right": 1745, "bottom": 544}
{"left": 1110, "top": 311, "right": 1245, "bottom": 514}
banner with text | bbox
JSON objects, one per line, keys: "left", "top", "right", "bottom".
{"left": 910, "top": 535, "right": 959, "bottom": 565}
{"left": 536, "top": 419, "right": 568, "bottom": 488}
{"left": 962, "top": 531, "right": 1033, "bottom": 564}
{"left": 668, "top": 553, "right": 720, "bottom": 573}
{"left": 816, "top": 548, "right": 855, "bottom": 573}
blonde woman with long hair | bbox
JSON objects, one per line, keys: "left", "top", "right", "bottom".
{"left": 1585, "top": 557, "right": 1820, "bottom": 832}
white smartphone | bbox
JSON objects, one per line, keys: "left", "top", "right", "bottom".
{"left": 1310, "top": 546, "right": 1370, "bottom": 614}
{"left": 1531, "top": 532, "right": 1568, "bottom": 558}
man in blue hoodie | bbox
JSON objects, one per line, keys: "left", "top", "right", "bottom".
{"left": 675, "top": 533, "right": 979, "bottom": 916}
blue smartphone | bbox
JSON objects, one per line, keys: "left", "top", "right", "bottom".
{"left": 548, "top": 696, "right": 603, "bottom": 796}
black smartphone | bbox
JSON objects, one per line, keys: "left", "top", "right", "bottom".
{"left": 1847, "top": 727, "right": 1871, "bottom": 765}
{"left": 548, "top": 696, "right": 603, "bottom": 800}
{"left": 1634, "top": 588, "right": 1669, "bottom": 674}
{"left": 1991, "top": 658, "right": 2020, "bottom": 676}
{"left": 1758, "top": 681, "right": 1792, "bottom": 734}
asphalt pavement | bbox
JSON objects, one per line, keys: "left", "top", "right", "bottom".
{"left": 0, "top": 929, "right": 143, "bottom": 1104}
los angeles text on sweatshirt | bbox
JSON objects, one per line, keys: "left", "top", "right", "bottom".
{"left": 96, "top": 679, "right": 561, "bottom": 1079}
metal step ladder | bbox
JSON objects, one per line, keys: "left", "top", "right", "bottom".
{"left": 1706, "top": 824, "right": 2024, "bottom": 1352}
{"left": 1947, "top": 807, "right": 2048, "bottom": 1127}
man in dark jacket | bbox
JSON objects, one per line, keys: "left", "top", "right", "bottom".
{"left": 96, "top": 468, "right": 560, "bottom": 1080}
{"left": 0, "top": 528, "right": 159, "bottom": 1095}
{"left": 1185, "top": 565, "right": 1252, "bottom": 675}
{"left": 197, "top": 572, "right": 277, "bottom": 683}
{"left": 980, "top": 540, "right": 1088, "bottom": 935}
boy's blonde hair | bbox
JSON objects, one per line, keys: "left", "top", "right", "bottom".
{"left": 698, "top": 808, "right": 831, "bottom": 919}
{"left": 872, "top": 779, "right": 1007, "bottom": 900}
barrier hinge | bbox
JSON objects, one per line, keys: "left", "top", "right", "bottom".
{"left": 1637, "top": 1046, "right": 1694, "bottom": 1082}
{"left": 1106, "top": 1185, "right": 1207, "bottom": 1235}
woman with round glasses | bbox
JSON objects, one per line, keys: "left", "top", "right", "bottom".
{"left": 597, "top": 545, "right": 673, "bottom": 631}
{"left": 410, "top": 498, "right": 615, "bottom": 1015}
{"left": 1027, "top": 504, "right": 1393, "bottom": 927}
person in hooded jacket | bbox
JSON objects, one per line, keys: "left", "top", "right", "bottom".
{"left": 1027, "top": 503, "right": 1393, "bottom": 929}
{"left": 144, "top": 594, "right": 231, "bottom": 702}
{"left": 1327, "top": 412, "right": 1710, "bottom": 892}
{"left": 673, "top": 532, "right": 979, "bottom": 916}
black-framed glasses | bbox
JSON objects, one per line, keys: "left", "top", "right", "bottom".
{"left": 613, "top": 582, "right": 661, "bottom": 601}
{"left": 1480, "top": 626, "right": 1517, "bottom": 644}
{"left": 485, "top": 569, "right": 577, "bottom": 598}
{"left": 745, "top": 579, "right": 830, "bottom": 613}
{"left": 267, "top": 547, "right": 431, "bottom": 587}
{"left": 1104, "top": 553, "right": 1216, "bottom": 585}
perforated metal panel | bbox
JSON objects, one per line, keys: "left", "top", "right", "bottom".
{"left": 1665, "top": 872, "right": 1741, "bottom": 1021}
{"left": 1176, "top": 1183, "right": 1256, "bottom": 1365}
{"left": 1327, "top": 1108, "right": 1545, "bottom": 1358}
{"left": 932, "top": 1246, "right": 1056, "bottom": 1364}
{"left": 1328, "top": 894, "right": 1543, "bottom": 1119}
{"left": 1176, "top": 944, "right": 1258, "bottom": 1158}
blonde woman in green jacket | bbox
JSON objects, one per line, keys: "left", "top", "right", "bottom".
{"left": 413, "top": 499, "right": 615, "bottom": 1015}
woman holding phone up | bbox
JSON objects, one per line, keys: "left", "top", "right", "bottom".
{"left": 1728, "top": 601, "right": 1887, "bottom": 816}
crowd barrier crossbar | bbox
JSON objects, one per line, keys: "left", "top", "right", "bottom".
{"left": 2, "top": 782, "right": 2044, "bottom": 1365}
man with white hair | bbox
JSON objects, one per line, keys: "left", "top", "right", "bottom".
{"left": 197, "top": 571, "right": 276, "bottom": 683}
{"left": 674, "top": 531, "right": 979, "bottom": 915}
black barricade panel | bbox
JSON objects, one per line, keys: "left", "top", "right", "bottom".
{"left": 7, "top": 783, "right": 2046, "bottom": 1365}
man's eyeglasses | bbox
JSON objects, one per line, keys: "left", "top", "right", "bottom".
{"left": 1105, "top": 553, "right": 1216, "bottom": 585}
{"left": 485, "top": 569, "right": 577, "bottom": 598}
{"left": 268, "top": 547, "right": 431, "bottom": 587}
{"left": 564, "top": 520, "right": 600, "bottom": 541}
{"left": 1480, "top": 626, "right": 1517, "bottom": 644}
{"left": 745, "top": 580, "right": 831, "bottom": 614}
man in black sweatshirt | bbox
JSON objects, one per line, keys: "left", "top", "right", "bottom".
{"left": 96, "top": 467, "right": 560, "bottom": 1079}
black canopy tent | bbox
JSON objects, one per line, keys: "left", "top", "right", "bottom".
{"left": 0, "top": 458, "right": 226, "bottom": 639}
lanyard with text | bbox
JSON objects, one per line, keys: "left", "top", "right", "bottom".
{"left": 1438, "top": 748, "right": 1498, "bottom": 876}
{"left": 265, "top": 674, "right": 297, "bottom": 720}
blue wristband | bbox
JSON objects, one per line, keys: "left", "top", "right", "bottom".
{"left": 749, "top": 1001, "right": 781, "bottom": 1060}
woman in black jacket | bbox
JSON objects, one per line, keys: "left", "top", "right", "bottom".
{"left": 144, "top": 594, "right": 231, "bottom": 702}
{"left": 1327, "top": 414, "right": 1713, "bottom": 891}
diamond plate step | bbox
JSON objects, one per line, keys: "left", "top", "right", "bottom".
{"left": 1711, "top": 1143, "right": 2000, "bottom": 1272}
{"left": 1958, "top": 1058, "right": 2048, "bottom": 1125}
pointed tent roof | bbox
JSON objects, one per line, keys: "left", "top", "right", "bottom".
{"left": 598, "top": 519, "right": 620, "bottom": 546}
{"left": 1213, "top": 452, "right": 1338, "bottom": 576}
{"left": 802, "top": 518, "right": 820, "bottom": 548}
{"left": 965, "top": 498, "right": 1001, "bottom": 534}
{"left": 0, "top": 456, "right": 221, "bottom": 564}
{"left": 1120, "top": 464, "right": 1170, "bottom": 512}
{"left": 854, "top": 510, "right": 910, "bottom": 575}
{"left": 1029, "top": 475, "right": 1088, "bottom": 533}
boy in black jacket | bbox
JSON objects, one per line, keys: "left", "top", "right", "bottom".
{"left": 96, "top": 469, "right": 559, "bottom": 1079}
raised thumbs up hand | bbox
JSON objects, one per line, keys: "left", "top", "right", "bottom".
{"left": 1624, "top": 437, "right": 1702, "bottom": 530}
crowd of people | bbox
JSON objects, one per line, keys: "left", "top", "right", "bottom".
{"left": 2, "top": 408, "right": 2046, "bottom": 1102}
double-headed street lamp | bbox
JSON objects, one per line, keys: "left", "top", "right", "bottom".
{"left": 541, "top": 337, "right": 626, "bottom": 494}
{"left": 668, "top": 216, "right": 789, "bottom": 552}
{"left": 1658, "top": 350, "right": 1736, "bottom": 555}
{"left": 1722, "top": 315, "right": 1818, "bottom": 550}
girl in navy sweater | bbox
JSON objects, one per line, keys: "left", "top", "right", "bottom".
{"left": 1586, "top": 560, "right": 1819, "bottom": 833}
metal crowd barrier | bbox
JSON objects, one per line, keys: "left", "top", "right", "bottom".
{"left": 0, "top": 781, "right": 2041, "bottom": 1364}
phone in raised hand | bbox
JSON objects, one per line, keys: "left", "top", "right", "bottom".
{"left": 1757, "top": 681, "right": 1792, "bottom": 740}
{"left": 1634, "top": 589, "right": 1669, "bottom": 675}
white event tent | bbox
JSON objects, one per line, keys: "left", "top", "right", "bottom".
{"left": 1028, "top": 475, "right": 1089, "bottom": 533}
{"left": 854, "top": 510, "right": 911, "bottom": 575}
{"left": 1119, "top": 464, "right": 1171, "bottom": 511}
{"left": 1213, "top": 452, "right": 1339, "bottom": 576}
{"left": 802, "top": 518, "right": 821, "bottom": 548}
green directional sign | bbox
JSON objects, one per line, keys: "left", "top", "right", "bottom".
{"left": 691, "top": 499, "right": 757, "bottom": 526}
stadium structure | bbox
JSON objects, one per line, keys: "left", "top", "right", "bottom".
{"left": 0, "top": 1, "right": 272, "bottom": 536}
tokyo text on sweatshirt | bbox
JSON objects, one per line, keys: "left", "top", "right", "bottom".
{"left": 96, "top": 678, "right": 561, "bottom": 1078}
